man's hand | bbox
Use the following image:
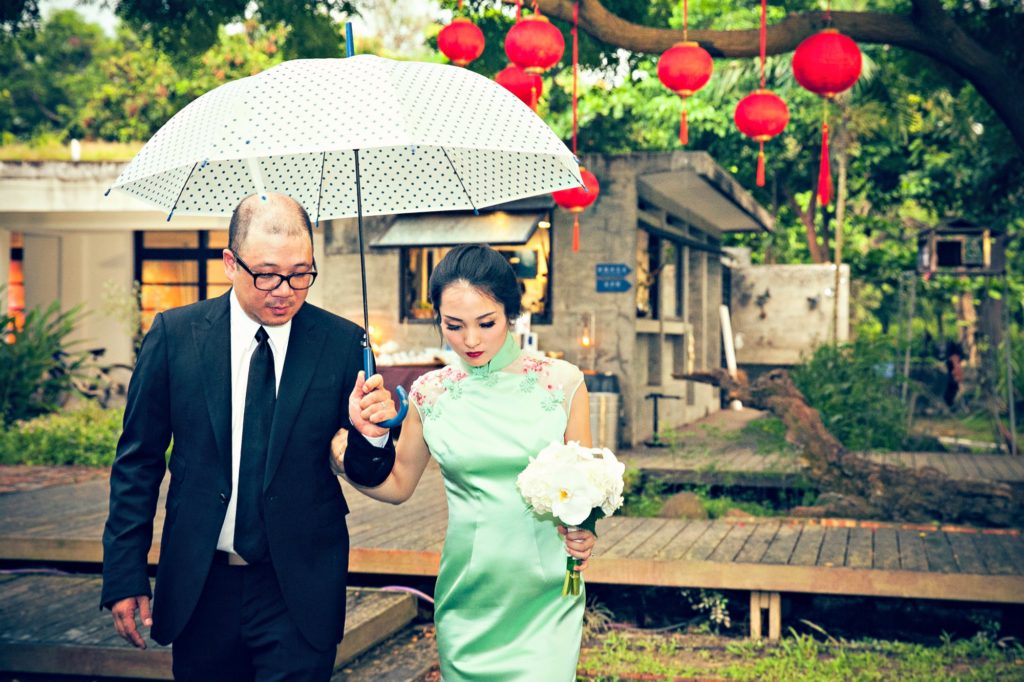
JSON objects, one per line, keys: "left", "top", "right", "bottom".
{"left": 348, "top": 371, "right": 396, "bottom": 438}
{"left": 111, "top": 595, "right": 151, "bottom": 649}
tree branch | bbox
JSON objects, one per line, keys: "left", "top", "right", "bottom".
{"left": 511, "top": 0, "right": 1024, "bottom": 152}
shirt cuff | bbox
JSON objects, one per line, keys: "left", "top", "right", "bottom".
{"left": 364, "top": 432, "right": 390, "bottom": 449}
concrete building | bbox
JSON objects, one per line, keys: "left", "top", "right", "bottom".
{"left": 1, "top": 151, "right": 773, "bottom": 446}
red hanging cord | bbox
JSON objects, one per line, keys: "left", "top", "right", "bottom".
{"left": 818, "top": 118, "right": 833, "bottom": 205}
{"left": 572, "top": 1, "right": 579, "bottom": 156}
{"left": 759, "top": 0, "right": 767, "bottom": 88}
{"left": 516, "top": 0, "right": 522, "bottom": 21}
{"left": 683, "top": 0, "right": 689, "bottom": 41}
{"left": 756, "top": 141, "right": 766, "bottom": 187}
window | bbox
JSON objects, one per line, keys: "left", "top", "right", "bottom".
{"left": 399, "top": 227, "right": 552, "bottom": 323}
{"left": 636, "top": 230, "right": 661, "bottom": 319}
{"left": 135, "top": 230, "right": 230, "bottom": 332}
{"left": 7, "top": 232, "right": 24, "bottom": 329}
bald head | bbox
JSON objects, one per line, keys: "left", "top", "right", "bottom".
{"left": 229, "top": 193, "right": 313, "bottom": 254}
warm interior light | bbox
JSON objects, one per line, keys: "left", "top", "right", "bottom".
{"left": 538, "top": 220, "right": 551, "bottom": 229}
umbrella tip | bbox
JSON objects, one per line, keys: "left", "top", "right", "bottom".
{"left": 104, "top": 188, "right": 111, "bottom": 197}
{"left": 473, "top": 208, "right": 480, "bottom": 216}
{"left": 261, "top": 195, "right": 267, "bottom": 201}
{"left": 166, "top": 211, "right": 174, "bottom": 222}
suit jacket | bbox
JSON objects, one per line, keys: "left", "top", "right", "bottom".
{"left": 101, "top": 292, "right": 372, "bottom": 651}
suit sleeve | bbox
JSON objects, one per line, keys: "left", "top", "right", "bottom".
{"left": 100, "top": 313, "right": 173, "bottom": 609}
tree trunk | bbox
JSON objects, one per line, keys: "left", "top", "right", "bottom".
{"left": 525, "top": 0, "right": 1024, "bottom": 153}
{"left": 684, "top": 368, "right": 1022, "bottom": 526}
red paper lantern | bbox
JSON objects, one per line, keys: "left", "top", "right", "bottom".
{"left": 792, "top": 28, "right": 862, "bottom": 98}
{"left": 438, "top": 17, "right": 485, "bottom": 67}
{"left": 734, "top": 89, "right": 789, "bottom": 186}
{"left": 505, "top": 15, "right": 565, "bottom": 73}
{"left": 495, "top": 64, "right": 543, "bottom": 111}
{"left": 657, "top": 41, "right": 713, "bottom": 145}
{"left": 792, "top": 28, "right": 862, "bottom": 205}
{"left": 553, "top": 167, "right": 600, "bottom": 252}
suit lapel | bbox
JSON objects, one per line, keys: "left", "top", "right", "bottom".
{"left": 264, "top": 305, "right": 327, "bottom": 489}
{"left": 194, "top": 293, "right": 233, "bottom": 483}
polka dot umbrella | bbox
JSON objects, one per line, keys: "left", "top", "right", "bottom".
{"left": 108, "top": 51, "right": 584, "bottom": 425}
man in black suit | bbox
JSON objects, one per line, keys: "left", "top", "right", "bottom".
{"left": 101, "top": 192, "right": 397, "bottom": 680}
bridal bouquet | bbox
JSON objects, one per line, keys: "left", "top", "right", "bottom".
{"left": 516, "top": 441, "right": 625, "bottom": 596}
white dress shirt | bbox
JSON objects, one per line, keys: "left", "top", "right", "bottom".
{"left": 216, "top": 291, "right": 389, "bottom": 554}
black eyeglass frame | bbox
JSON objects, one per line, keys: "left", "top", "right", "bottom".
{"left": 231, "top": 251, "right": 318, "bottom": 291}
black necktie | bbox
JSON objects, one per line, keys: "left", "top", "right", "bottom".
{"left": 235, "top": 326, "right": 275, "bottom": 563}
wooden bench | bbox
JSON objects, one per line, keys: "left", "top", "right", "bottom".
{"left": 0, "top": 574, "right": 416, "bottom": 679}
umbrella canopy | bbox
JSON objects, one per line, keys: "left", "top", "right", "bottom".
{"left": 109, "top": 55, "right": 583, "bottom": 222}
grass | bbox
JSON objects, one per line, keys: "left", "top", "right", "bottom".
{"left": 0, "top": 139, "right": 143, "bottom": 162}
{"left": 620, "top": 471, "right": 788, "bottom": 519}
{"left": 577, "top": 629, "right": 1024, "bottom": 681}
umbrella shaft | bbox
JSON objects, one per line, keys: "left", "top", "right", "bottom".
{"left": 355, "top": 148, "right": 371, "bottom": 355}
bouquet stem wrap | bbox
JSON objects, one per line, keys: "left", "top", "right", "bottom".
{"left": 562, "top": 512, "right": 600, "bottom": 597}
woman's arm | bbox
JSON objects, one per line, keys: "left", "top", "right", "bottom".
{"left": 564, "top": 381, "right": 592, "bottom": 447}
{"left": 332, "top": 401, "right": 432, "bottom": 504}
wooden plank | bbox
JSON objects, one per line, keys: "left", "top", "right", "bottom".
{"left": 1002, "top": 458, "right": 1024, "bottom": 482}
{"left": 707, "top": 523, "right": 759, "bottom": 563}
{"left": 593, "top": 518, "right": 647, "bottom": 557}
{"left": 788, "top": 525, "right": 825, "bottom": 566}
{"left": 734, "top": 521, "right": 782, "bottom": 564}
{"left": 989, "top": 535, "right": 1024, "bottom": 576}
{"left": 817, "top": 527, "right": 849, "bottom": 568}
{"left": 873, "top": 528, "right": 900, "bottom": 570}
{"left": 603, "top": 518, "right": 671, "bottom": 559}
{"left": 897, "top": 529, "right": 929, "bottom": 572}
{"left": 658, "top": 520, "right": 716, "bottom": 560}
{"left": 946, "top": 532, "right": 986, "bottom": 574}
{"left": 922, "top": 531, "right": 960, "bottom": 574}
{"left": 974, "top": 533, "right": 1017, "bottom": 575}
{"left": 845, "top": 527, "right": 873, "bottom": 569}
{"left": 629, "top": 520, "right": 692, "bottom": 560}
{"left": 680, "top": 522, "right": 733, "bottom": 561}
{"left": 760, "top": 523, "right": 801, "bottom": 565}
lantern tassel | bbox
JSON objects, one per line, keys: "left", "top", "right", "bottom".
{"left": 756, "top": 141, "right": 766, "bottom": 187}
{"left": 817, "top": 121, "right": 832, "bottom": 205}
{"left": 679, "top": 99, "right": 689, "bottom": 146}
{"left": 530, "top": 83, "right": 538, "bottom": 112}
{"left": 572, "top": 214, "right": 581, "bottom": 252}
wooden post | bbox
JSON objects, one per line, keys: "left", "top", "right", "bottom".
{"left": 750, "top": 590, "right": 782, "bottom": 640}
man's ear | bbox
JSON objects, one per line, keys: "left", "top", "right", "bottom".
{"left": 223, "top": 249, "right": 236, "bottom": 282}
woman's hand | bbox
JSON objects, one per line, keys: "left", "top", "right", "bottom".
{"left": 558, "top": 525, "right": 597, "bottom": 571}
{"left": 329, "top": 427, "right": 349, "bottom": 475}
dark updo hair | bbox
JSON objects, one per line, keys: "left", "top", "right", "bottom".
{"left": 429, "top": 244, "right": 522, "bottom": 323}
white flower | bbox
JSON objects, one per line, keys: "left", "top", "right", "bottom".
{"left": 517, "top": 441, "right": 625, "bottom": 526}
{"left": 548, "top": 463, "right": 602, "bottom": 526}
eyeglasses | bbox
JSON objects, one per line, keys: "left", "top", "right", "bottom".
{"left": 232, "top": 252, "right": 318, "bottom": 291}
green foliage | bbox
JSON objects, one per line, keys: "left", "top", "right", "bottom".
{"left": 792, "top": 338, "right": 908, "bottom": 451}
{"left": 0, "top": 294, "right": 90, "bottom": 427}
{"left": 579, "top": 627, "right": 1024, "bottom": 681}
{"left": 0, "top": 404, "right": 123, "bottom": 466}
{"left": 739, "top": 416, "right": 791, "bottom": 455}
{"left": 697, "top": 490, "right": 778, "bottom": 519}
{"left": 620, "top": 469, "right": 666, "bottom": 517}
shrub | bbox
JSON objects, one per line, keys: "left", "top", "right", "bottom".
{"left": 0, "top": 404, "right": 123, "bottom": 467}
{"left": 1, "top": 294, "right": 90, "bottom": 427}
{"left": 791, "top": 338, "right": 907, "bottom": 451}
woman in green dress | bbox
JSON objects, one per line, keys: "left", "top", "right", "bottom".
{"left": 337, "top": 244, "right": 597, "bottom": 681}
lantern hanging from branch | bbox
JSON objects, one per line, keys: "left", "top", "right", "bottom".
{"left": 505, "top": 4, "right": 565, "bottom": 73}
{"left": 495, "top": 64, "right": 543, "bottom": 111}
{"left": 734, "top": 90, "right": 789, "bottom": 186}
{"left": 438, "top": 17, "right": 485, "bottom": 67}
{"left": 656, "top": 0, "right": 713, "bottom": 145}
{"left": 733, "top": 0, "right": 788, "bottom": 187}
{"left": 551, "top": 2, "right": 599, "bottom": 253}
{"left": 791, "top": 27, "right": 862, "bottom": 206}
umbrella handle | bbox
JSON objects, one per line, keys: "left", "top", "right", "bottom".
{"left": 363, "top": 347, "right": 409, "bottom": 428}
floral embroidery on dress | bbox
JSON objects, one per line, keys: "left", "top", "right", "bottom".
{"left": 411, "top": 365, "right": 468, "bottom": 421}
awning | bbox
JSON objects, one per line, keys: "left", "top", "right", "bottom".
{"left": 371, "top": 210, "right": 544, "bottom": 249}
{"left": 636, "top": 153, "right": 775, "bottom": 236}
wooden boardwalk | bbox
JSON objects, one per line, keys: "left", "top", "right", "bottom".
{"left": 623, "top": 447, "right": 1024, "bottom": 487}
{"left": 1, "top": 464, "right": 1022, "bottom": 640}
{"left": 0, "top": 574, "right": 416, "bottom": 679}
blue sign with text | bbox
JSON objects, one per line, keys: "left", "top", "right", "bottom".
{"left": 596, "top": 278, "right": 632, "bottom": 293}
{"left": 596, "top": 263, "right": 632, "bottom": 278}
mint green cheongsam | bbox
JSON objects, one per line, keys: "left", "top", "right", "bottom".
{"left": 410, "top": 333, "right": 586, "bottom": 682}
